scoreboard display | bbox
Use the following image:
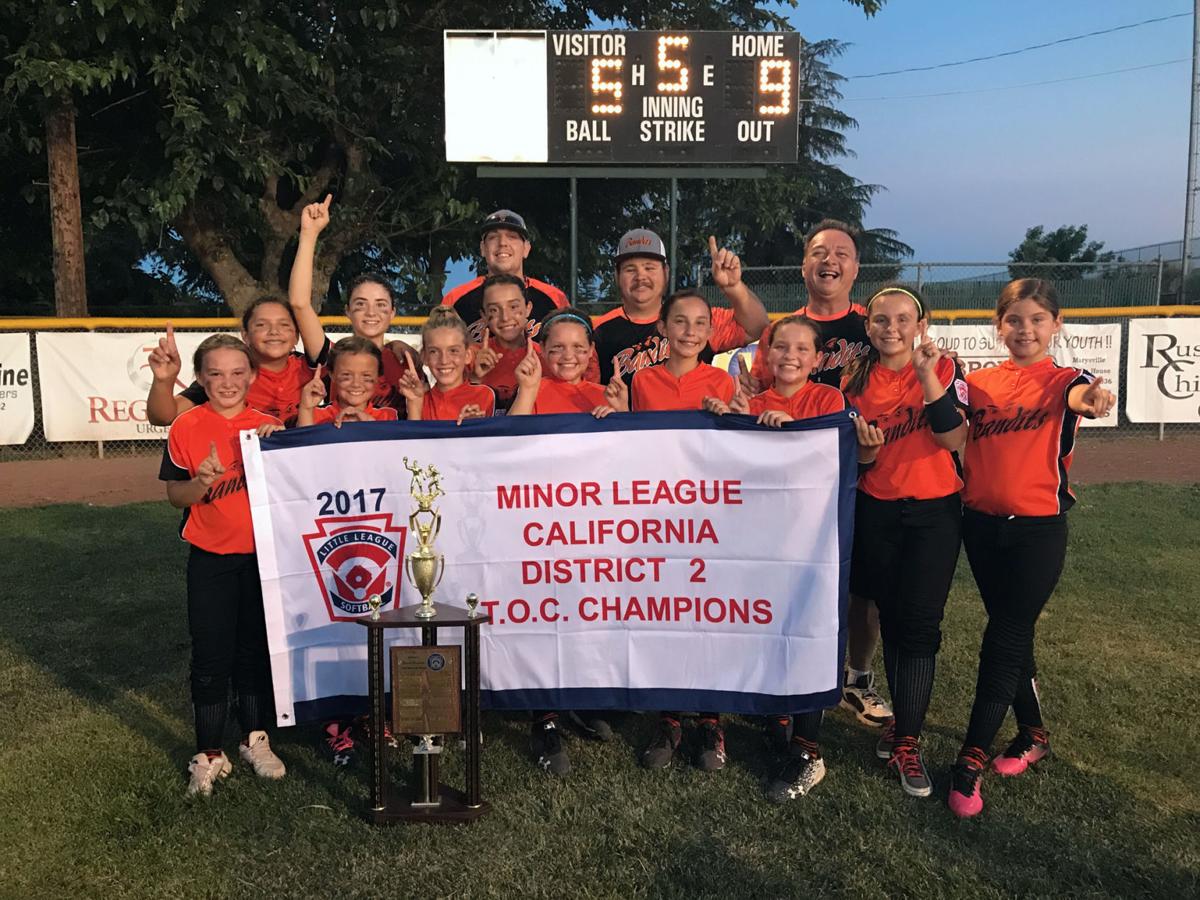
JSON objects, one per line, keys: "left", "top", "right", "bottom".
{"left": 444, "top": 30, "right": 801, "bottom": 165}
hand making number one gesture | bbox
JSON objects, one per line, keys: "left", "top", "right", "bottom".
{"left": 149, "top": 322, "right": 182, "bottom": 384}
{"left": 1073, "top": 376, "right": 1116, "bottom": 419}
{"left": 300, "top": 365, "right": 326, "bottom": 411}
{"left": 300, "top": 194, "right": 333, "bottom": 238}
{"left": 196, "top": 441, "right": 226, "bottom": 487}
{"left": 474, "top": 331, "right": 500, "bottom": 380}
{"left": 708, "top": 235, "right": 743, "bottom": 290}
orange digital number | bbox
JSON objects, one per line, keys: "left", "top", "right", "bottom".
{"left": 656, "top": 34, "right": 690, "bottom": 93}
{"left": 758, "top": 59, "right": 792, "bottom": 116}
{"left": 590, "top": 58, "right": 623, "bottom": 115}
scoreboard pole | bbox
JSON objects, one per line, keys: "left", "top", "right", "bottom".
{"left": 478, "top": 165, "right": 767, "bottom": 301}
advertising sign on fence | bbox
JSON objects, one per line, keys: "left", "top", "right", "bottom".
{"left": 928, "top": 323, "right": 1122, "bottom": 428}
{"left": 1125, "top": 318, "right": 1200, "bottom": 423}
{"left": 0, "top": 333, "right": 35, "bottom": 446}
{"left": 36, "top": 331, "right": 228, "bottom": 442}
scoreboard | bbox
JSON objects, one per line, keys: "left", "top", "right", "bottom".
{"left": 444, "top": 30, "right": 801, "bottom": 165}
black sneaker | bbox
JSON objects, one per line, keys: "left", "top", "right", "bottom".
{"left": 694, "top": 719, "right": 727, "bottom": 772}
{"left": 765, "top": 715, "right": 793, "bottom": 754}
{"left": 530, "top": 718, "right": 569, "bottom": 776}
{"left": 888, "top": 737, "right": 932, "bottom": 798}
{"left": 641, "top": 716, "right": 682, "bottom": 770}
{"left": 323, "top": 721, "right": 355, "bottom": 767}
{"left": 765, "top": 750, "right": 827, "bottom": 803}
{"left": 565, "top": 710, "right": 614, "bottom": 742}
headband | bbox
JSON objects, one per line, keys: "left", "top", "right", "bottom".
{"left": 867, "top": 287, "right": 925, "bottom": 318}
{"left": 546, "top": 312, "right": 593, "bottom": 335}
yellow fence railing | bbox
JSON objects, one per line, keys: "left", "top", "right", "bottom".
{"left": 2, "top": 307, "right": 1199, "bottom": 330}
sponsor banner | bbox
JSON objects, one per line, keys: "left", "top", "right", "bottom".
{"left": 0, "top": 333, "right": 35, "bottom": 445}
{"left": 1125, "top": 318, "right": 1200, "bottom": 423}
{"left": 36, "top": 331, "right": 233, "bottom": 441}
{"left": 244, "top": 412, "right": 857, "bottom": 726}
{"left": 928, "top": 323, "right": 1121, "bottom": 428}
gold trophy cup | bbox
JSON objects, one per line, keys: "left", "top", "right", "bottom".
{"left": 403, "top": 457, "right": 445, "bottom": 619}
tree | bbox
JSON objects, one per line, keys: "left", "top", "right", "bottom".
{"left": 1008, "top": 224, "right": 1115, "bottom": 280}
{"left": 2, "top": 0, "right": 891, "bottom": 315}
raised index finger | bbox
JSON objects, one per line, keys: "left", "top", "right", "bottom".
{"left": 707, "top": 235, "right": 719, "bottom": 259}
{"left": 320, "top": 193, "right": 332, "bottom": 211}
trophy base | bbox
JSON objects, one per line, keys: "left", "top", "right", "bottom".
{"left": 366, "top": 785, "right": 491, "bottom": 825}
{"left": 413, "top": 603, "right": 437, "bottom": 619}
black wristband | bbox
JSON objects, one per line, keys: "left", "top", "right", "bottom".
{"left": 924, "top": 391, "right": 962, "bottom": 433}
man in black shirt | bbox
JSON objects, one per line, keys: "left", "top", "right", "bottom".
{"left": 592, "top": 229, "right": 769, "bottom": 383}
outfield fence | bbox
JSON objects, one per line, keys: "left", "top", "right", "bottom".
{"left": 1, "top": 304, "right": 1198, "bottom": 462}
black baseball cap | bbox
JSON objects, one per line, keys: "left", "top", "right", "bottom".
{"left": 480, "top": 209, "right": 530, "bottom": 241}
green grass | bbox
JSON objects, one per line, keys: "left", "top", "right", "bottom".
{"left": 1, "top": 484, "right": 1198, "bottom": 899}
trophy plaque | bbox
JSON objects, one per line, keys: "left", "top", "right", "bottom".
{"left": 390, "top": 645, "right": 461, "bottom": 736}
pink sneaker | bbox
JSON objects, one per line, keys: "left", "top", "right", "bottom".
{"left": 991, "top": 727, "right": 1050, "bottom": 777}
{"left": 948, "top": 749, "right": 988, "bottom": 818}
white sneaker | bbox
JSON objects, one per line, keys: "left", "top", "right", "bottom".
{"left": 239, "top": 731, "right": 286, "bottom": 780}
{"left": 840, "top": 670, "right": 894, "bottom": 727}
{"left": 186, "top": 751, "right": 232, "bottom": 797}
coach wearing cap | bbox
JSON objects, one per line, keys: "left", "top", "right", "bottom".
{"left": 441, "top": 209, "right": 568, "bottom": 344}
{"left": 592, "top": 229, "right": 769, "bottom": 383}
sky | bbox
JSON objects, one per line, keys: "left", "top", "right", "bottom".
{"left": 793, "top": 0, "right": 1194, "bottom": 261}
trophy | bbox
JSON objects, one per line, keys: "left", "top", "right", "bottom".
{"left": 403, "top": 457, "right": 445, "bottom": 620}
{"left": 466, "top": 592, "right": 480, "bottom": 618}
{"left": 367, "top": 593, "right": 382, "bottom": 621}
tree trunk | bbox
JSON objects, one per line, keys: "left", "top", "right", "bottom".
{"left": 45, "top": 95, "right": 88, "bottom": 317}
{"left": 175, "top": 203, "right": 269, "bottom": 315}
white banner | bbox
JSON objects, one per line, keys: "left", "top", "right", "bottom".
{"left": 1125, "top": 318, "right": 1200, "bottom": 423}
{"left": 244, "top": 412, "right": 857, "bottom": 725}
{"left": 928, "top": 323, "right": 1122, "bottom": 428}
{"left": 0, "top": 333, "right": 35, "bottom": 445}
{"left": 36, "top": 330, "right": 230, "bottom": 442}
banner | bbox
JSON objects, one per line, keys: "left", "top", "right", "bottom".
{"left": 928, "top": 323, "right": 1122, "bottom": 428}
{"left": 1125, "top": 318, "right": 1200, "bottom": 423}
{"left": 244, "top": 412, "right": 857, "bottom": 725}
{"left": 35, "top": 330, "right": 230, "bottom": 442}
{"left": 0, "top": 333, "right": 35, "bottom": 446}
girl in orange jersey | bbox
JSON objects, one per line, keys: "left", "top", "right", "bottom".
{"left": 509, "top": 308, "right": 623, "bottom": 418}
{"left": 399, "top": 308, "right": 496, "bottom": 423}
{"left": 626, "top": 290, "right": 735, "bottom": 414}
{"left": 159, "top": 335, "right": 289, "bottom": 797}
{"left": 706, "top": 314, "right": 849, "bottom": 425}
{"left": 297, "top": 337, "right": 399, "bottom": 428}
{"left": 621, "top": 290, "right": 735, "bottom": 773}
{"left": 948, "top": 279, "right": 1114, "bottom": 818}
{"left": 839, "top": 285, "right": 968, "bottom": 800}
{"left": 147, "top": 297, "right": 330, "bottom": 427}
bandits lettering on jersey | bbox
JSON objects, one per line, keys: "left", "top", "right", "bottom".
{"left": 817, "top": 338, "right": 871, "bottom": 376}
{"left": 873, "top": 405, "right": 934, "bottom": 445}
{"left": 201, "top": 469, "right": 247, "bottom": 505}
{"left": 612, "top": 335, "right": 672, "bottom": 378}
{"left": 969, "top": 404, "right": 1052, "bottom": 438}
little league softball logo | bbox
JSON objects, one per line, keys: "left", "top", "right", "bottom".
{"left": 303, "top": 514, "right": 407, "bottom": 622}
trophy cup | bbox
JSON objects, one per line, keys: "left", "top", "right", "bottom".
{"left": 403, "top": 457, "right": 445, "bottom": 620}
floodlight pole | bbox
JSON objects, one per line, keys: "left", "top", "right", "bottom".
{"left": 1183, "top": 0, "right": 1200, "bottom": 281}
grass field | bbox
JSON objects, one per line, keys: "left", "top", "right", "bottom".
{"left": 1, "top": 483, "right": 1198, "bottom": 899}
